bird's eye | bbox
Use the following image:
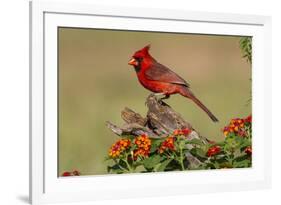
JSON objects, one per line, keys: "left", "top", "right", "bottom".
{"left": 136, "top": 57, "right": 143, "bottom": 62}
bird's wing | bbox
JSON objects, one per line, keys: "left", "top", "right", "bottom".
{"left": 144, "top": 62, "right": 190, "bottom": 87}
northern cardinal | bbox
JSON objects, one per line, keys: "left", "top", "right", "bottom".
{"left": 128, "top": 45, "right": 219, "bottom": 122}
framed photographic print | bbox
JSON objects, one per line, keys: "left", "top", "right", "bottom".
{"left": 30, "top": 0, "right": 272, "bottom": 204}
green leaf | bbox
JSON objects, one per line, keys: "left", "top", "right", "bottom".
{"left": 239, "top": 37, "right": 252, "bottom": 63}
{"left": 107, "top": 164, "right": 125, "bottom": 174}
{"left": 156, "top": 159, "right": 173, "bottom": 172}
{"left": 185, "top": 138, "right": 204, "bottom": 146}
{"left": 119, "top": 159, "right": 130, "bottom": 171}
{"left": 219, "top": 162, "right": 233, "bottom": 168}
{"left": 190, "top": 147, "right": 207, "bottom": 159}
{"left": 213, "top": 161, "right": 221, "bottom": 169}
{"left": 233, "top": 154, "right": 250, "bottom": 163}
{"left": 239, "top": 139, "right": 252, "bottom": 151}
{"left": 224, "top": 135, "right": 242, "bottom": 151}
{"left": 150, "top": 139, "right": 164, "bottom": 153}
{"left": 142, "top": 155, "right": 163, "bottom": 169}
{"left": 233, "top": 159, "right": 251, "bottom": 168}
{"left": 214, "top": 155, "right": 229, "bottom": 164}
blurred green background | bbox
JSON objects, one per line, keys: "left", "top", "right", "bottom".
{"left": 58, "top": 28, "right": 251, "bottom": 176}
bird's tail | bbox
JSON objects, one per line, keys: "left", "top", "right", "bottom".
{"left": 180, "top": 88, "right": 219, "bottom": 122}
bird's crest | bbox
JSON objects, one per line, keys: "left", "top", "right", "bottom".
{"left": 133, "top": 44, "right": 151, "bottom": 58}
{"left": 139, "top": 44, "right": 150, "bottom": 55}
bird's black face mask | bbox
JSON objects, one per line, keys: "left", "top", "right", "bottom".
{"left": 133, "top": 57, "right": 143, "bottom": 73}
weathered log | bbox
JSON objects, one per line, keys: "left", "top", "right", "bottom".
{"left": 106, "top": 94, "right": 210, "bottom": 168}
{"left": 106, "top": 94, "right": 204, "bottom": 140}
{"left": 145, "top": 94, "right": 192, "bottom": 136}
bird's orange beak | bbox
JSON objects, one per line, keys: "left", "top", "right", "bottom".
{"left": 128, "top": 58, "right": 138, "bottom": 66}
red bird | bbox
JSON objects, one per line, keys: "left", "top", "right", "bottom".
{"left": 128, "top": 45, "right": 219, "bottom": 122}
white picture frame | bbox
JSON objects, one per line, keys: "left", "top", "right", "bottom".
{"left": 30, "top": 0, "right": 272, "bottom": 204}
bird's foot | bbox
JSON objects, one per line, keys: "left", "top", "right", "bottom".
{"left": 160, "top": 94, "right": 170, "bottom": 101}
{"left": 158, "top": 99, "right": 171, "bottom": 107}
{"left": 157, "top": 94, "right": 170, "bottom": 106}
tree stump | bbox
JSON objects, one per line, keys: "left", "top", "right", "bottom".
{"left": 106, "top": 94, "right": 210, "bottom": 168}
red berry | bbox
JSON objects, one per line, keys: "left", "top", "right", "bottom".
{"left": 62, "top": 171, "right": 72, "bottom": 177}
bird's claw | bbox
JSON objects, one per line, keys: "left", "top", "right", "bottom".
{"left": 156, "top": 95, "right": 170, "bottom": 107}
{"left": 158, "top": 98, "right": 170, "bottom": 107}
{"left": 157, "top": 97, "right": 163, "bottom": 104}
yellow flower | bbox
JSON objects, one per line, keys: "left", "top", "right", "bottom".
{"left": 133, "top": 135, "right": 151, "bottom": 159}
{"left": 108, "top": 139, "right": 131, "bottom": 158}
{"left": 158, "top": 136, "right": 176, "bottom": 154}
